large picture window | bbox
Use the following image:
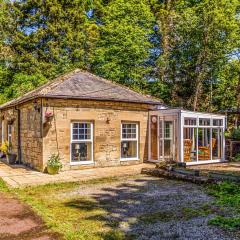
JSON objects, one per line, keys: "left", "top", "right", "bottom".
{"left": 121, "top": 123, "right": 138, "bottom": 160}
{"left": 183, "top": 117, "right": 224, "bottom": 163}
{"left": 71, "top": 122, "right": 93, "bottom": 164}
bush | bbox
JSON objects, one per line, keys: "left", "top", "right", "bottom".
{"left": 232, "top": 127, "right": 240, "bottom": 140}
{"left": 0, "top": 141, "right": 10, "bottom": 155}
{"left": 47, "top": 154, "right": 62, "bottom": 169}
{"left": 234, "top": 153, "right": 240, "bottom": 161}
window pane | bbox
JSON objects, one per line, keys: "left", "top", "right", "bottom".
{"left": 184, "top": 118, "right": 196, "bottom": 125}
{"left": 121, "top": 141, "right": 137, "bottom": 159}
{"left": 122, "top": 123, "right": 137, "bottom": 139}
{"left": 213, "top": 119, "right": 223, "bottom": 126}
{"left": 198, "top": 128, "right": 211, "bottom": 161}
{"left": 164, "top": 121, "right": 172, "bottom": 139}
{"left": 212, "top": 129, "right": 222, "bottom": 159}
{"left": 72, "top": 122, "right": 91, "bottom": 140}
{"left": 183, "top": 127, "right": 197, "bottom": 162}
{"left": 199, "top": 118, "right": 210, "bottom": 126}
{"left": 71, "top": 142, "right": 92, "bottom": 162}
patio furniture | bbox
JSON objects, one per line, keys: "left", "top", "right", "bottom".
{"left": 198, "top": 138, "right": 216, "bottom": 160}
{"left": 184, "top": 139, "right": 193, "bottom": 162}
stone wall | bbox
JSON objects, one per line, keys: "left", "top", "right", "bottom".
{"left": 0, "top": 100, "right": 43, "bottom": 171}
{"left": 42, "top": 99, "right": 151, "bottom": 171}
{"left": 19, "top": 101, "right": 42, "bottom": 170}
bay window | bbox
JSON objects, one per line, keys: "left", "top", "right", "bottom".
{"left": 121, "top": 123, "right": 138, "bottom": 160}
{"left": 71, "top": 122, "right": 93, "bottom": 164}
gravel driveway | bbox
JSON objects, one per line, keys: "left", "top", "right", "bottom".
{"left": 61, "top": 174, "right": 238, "bottom": 240}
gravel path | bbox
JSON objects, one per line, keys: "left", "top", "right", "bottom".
{"left": 61, "top": 175, "right": 239, "bottom": 240}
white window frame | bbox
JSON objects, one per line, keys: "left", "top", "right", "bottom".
{"left": 120, "top": 122, "right": 139, "bottom": 161}
{"left": 181, "top": 114, "right": 225, "bottom": 164}
{"left": 70, "top": 122, "right": 93, "bottom": 165}
{"left": 7, "top": 124, "right": 12, "bottom": 144}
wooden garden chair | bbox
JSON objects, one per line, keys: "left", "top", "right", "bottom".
{"left": 184, "top": 139, "right": 193, "bottom": 162}
{"left": 198, "top": 138, "right": 217, "bottom": 160}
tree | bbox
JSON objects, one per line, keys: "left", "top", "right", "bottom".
{"left": 8, "top": 0, "right": 99, "bottom": 77}
{"left": 151, "top": 0, "right": 240, "bottom": 110}
{"left": 92, "top": 0, "right": 155, "bottom": 91}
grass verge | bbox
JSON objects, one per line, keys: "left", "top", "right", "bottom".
{"left": 208, "top": 182, "right": 240, "bottom": 230}
{"left": 13, "top": 176, "right": 128, "bottom": 240}
{"left": 0, "top": 178, "right": 9, "bottom": 192}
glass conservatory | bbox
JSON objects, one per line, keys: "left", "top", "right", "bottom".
{"left": 149, "top": 109, "right": 226, "bottom": 165}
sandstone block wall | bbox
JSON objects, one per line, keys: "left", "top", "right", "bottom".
{"left": 0, "top": 101, "right": 43, "bottom": 171}
{"left": 0, "top": 98, "right": 152, "bottom": 172}
{"left": 42, "top": 99, "right": 150, "bottom": 171}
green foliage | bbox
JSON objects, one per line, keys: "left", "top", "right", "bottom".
{"left": 93, "top": 0, "right": 155, "bottom": 91}
{"left": 0, "top": 140, "right": 10, "bottom": 155}
{"left": 235, "top": 153, "right": 240, "bottom": 161}
{"left": 208, "top": 182, "right": 240, "bottom": 229}
{"left": 0, "top": 178, "right": 9, "bottom": 193}
{"left": 47, "top": 154, "right": 62, "bottom": 169}
{"left": 232, "top": 127, "right": 240, "bottom": 140}
{"left": 4, "top": 73, "right": 47, "bottom": 100}
{"left": 0, "top": 0, "right": 239, "bottom": 115}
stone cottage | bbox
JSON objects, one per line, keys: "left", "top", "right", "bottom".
{"left": 0, "top": 69, "right": 161, "bottom": 171}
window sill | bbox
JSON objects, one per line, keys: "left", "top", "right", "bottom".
{"left": 70, "top": 161, "right": 94, "bottom": 165}
{"left": 120, "top": 158, "right": 139, "bottom": 161}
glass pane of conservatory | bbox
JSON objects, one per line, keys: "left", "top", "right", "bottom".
{"left": 184, "top": 118, "right": 197, "bottom": 126}
{"left": 212, "top": 128, "right": 223, "bottom": 159}
{"left": 183, "top": 128, "right": 197, "bottom": 162}
{"left": 213, "top": 119, "right": 223, "bottom": 126}
{"left": 199, "top": 118, "right": 210, "bottom": 126}
{"left": 198, "top": 128, "right": 211, "bottom": 161}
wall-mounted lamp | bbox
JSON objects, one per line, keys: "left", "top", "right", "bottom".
{"left": 33, "top": 100, "right": 41, "bottom": 112}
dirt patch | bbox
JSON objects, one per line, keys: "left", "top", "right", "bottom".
{"left": 0, "top": 193, "right": 60, "bottom": 240}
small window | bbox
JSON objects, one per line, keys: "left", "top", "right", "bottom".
{"left": 8, "top": 124, "right": 12, "bottom": 145}
{"left": 199, "top": 118, "right": 210, "bottom": 126}
{"left": 184, "top": 118, "right": 197, "bottom": 126}
{"left": 71, "top": 122, "right": 93, "bottom": 163}
{"left": 121, "top": 123, "right": 138, "bottom": 160}
{"left": 213, "top": 119, "right": 223, "bottom": 126}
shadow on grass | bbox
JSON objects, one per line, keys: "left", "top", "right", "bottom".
{"left": 63, "top": 176, "right": 215, "bottom": 240}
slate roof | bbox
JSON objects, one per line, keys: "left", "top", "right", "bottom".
{"left": 0, "top": 69, "right": 162, "bottom": 109}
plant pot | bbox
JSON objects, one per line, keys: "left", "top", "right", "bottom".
{"left": 7, "top": 153, "right": 17, "bottom": 165}
{"left": 47, "top": 165, "right": 60, "bottom": 175}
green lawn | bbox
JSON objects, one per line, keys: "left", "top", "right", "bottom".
{"left": 1, "top": 175, "right": 240, "bottom": 239}
{"left": 13, "top": 177, "right": 126, "bottom": 240}
{"left": 208, "top": 182, "right": 240, "bottom": 230}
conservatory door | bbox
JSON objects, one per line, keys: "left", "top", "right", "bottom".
{"left": 159, "top": 119, "right": 175, "bottom": 161}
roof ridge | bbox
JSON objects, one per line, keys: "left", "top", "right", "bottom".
{"left": 82, "top": 71, "right": 162, "bottom": 102}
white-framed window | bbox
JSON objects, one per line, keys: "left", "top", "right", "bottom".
{"left": 70, "top": 122, "right": 93, "bottom": 165}
{"left": 7, "top": 124, "right": 12, "bottom": 145}
{"left": 121, "top": 123, "right": 139, "bottom": 160}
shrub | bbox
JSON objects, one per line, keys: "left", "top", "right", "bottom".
{"left": 47, "top": 154, "right": 63, "bottom": 169}
{"left": 0, "top": 141, "right": 10, "bottom": 155}
{"left": 232, "top": 127, "right": 240, "bottom": 140}
{"left": 234, "top": 153, "right": 240, "bottom": 161}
